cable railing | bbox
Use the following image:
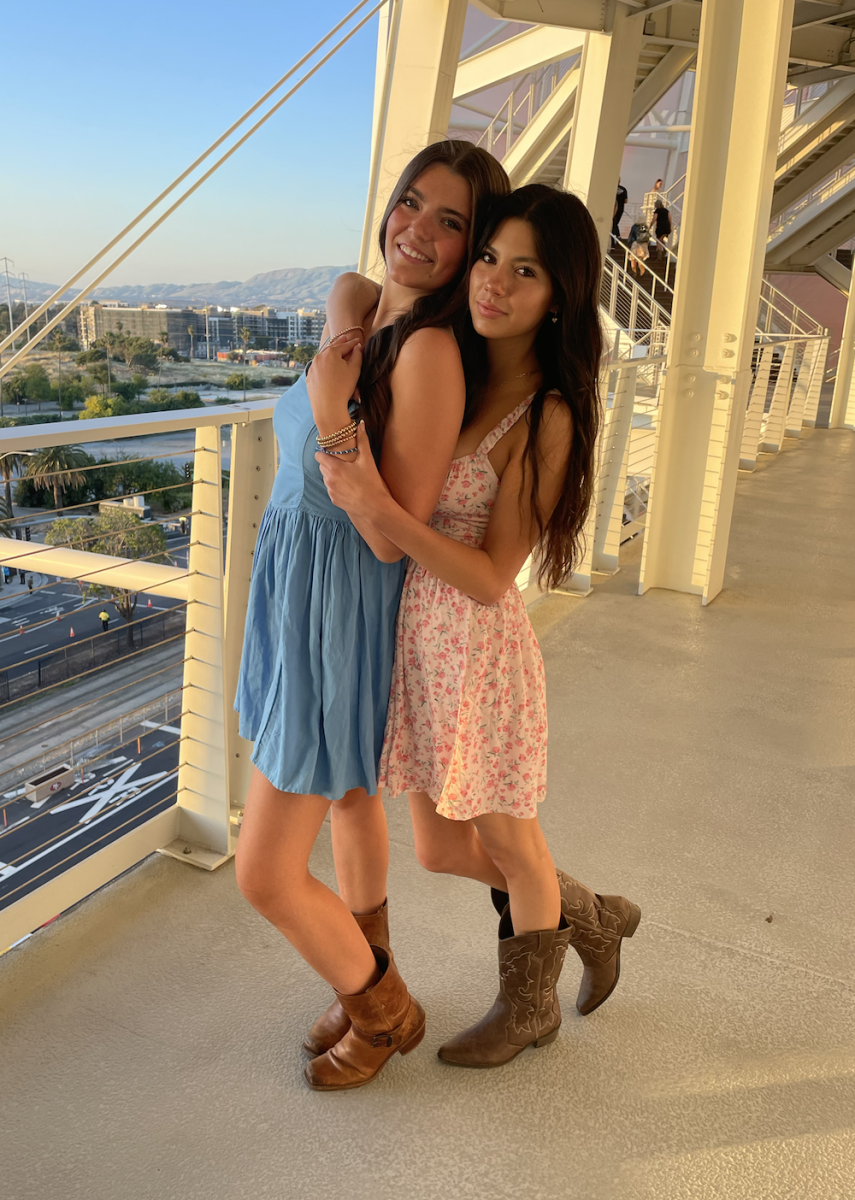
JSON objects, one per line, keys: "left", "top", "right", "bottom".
{"left": 0, "top": 399, "right": 274, "bottom": 947}
{"left": 768, "top": 157, "right": 855, "bottom": 242}
{"left": 474, "top": 53, "right": 581, "bottom": 160}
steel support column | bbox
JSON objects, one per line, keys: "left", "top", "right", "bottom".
{"left": 161, "top": 425, "right": 233, "bottom": 868}
{"left": 359, "top": 0, "right": 468, "bottom": 280}
{"left": 639, "top": 0, "right": 795, "bottom": 605}
{"left": 830, "top": 282, "right": 855, "bottom": 429}
{"left": 222, "top": 419, "right": 277, "bottom": 826}
{"left": 562, "top": 16, "right": 644, "bottom": 256}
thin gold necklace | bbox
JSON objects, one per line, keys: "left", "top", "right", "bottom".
{"left": 486, "top": 368, "right": 539, "bottom": 391}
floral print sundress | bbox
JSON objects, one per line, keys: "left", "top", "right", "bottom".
{"left": 379, "top": 396, "right": 548, "bottom": 821}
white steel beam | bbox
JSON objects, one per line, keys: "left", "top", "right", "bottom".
{"left": 813, "top": 251, "right": 851, "bottom": 293}
{"left": 468, "top": 0, "right": 618, "bottom": 31}
{"left": 453, "top": 26, "right": 583, "bottom": 99}
{"left": 359, "top": 0, "right": 468, "bottom": 280}
{"left": 772, "top": 124, "right": 855, "bottom": 216}
{"left": 592, "top": 364, "right": 637, "bottom": 574}
{"left": 830, "top": 275, "right": 855, "bottom": 426}
{"left": 739, "top": 344, "right": 774, "bottom": 470}
{"left": 639, "top": 0, "right": 796, "bottom": 605}
{"left": 627, "top": 45, "right": 697, "bottom": 131}
{"left": 502, "top": 65, "right": 580, "bottom": 185}
{"left": 161, "top": 425, "right": 233, "bottom": 869}
{"left": 0, "top": 539, "right": 188, "bottom": 600}
{"left": 760, "top": 339, "right": 797, "bottom": 453}
{"left": 563, "top": 16, "right": 645, "bottom": 255}
{"left": 222, "top": 419, "right": 277, "bottom": 823}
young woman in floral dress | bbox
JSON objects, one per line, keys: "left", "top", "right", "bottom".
{"left": 319, "top": 185, "right": 640, "bottom": 1067}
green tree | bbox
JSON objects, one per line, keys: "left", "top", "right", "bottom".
{"left": 25, "top": 444, "right": 89, "bottom": 510}
{"left": 87, "top": 362, "right": 111, "bottom": 394}
{"left": 293, "top": 344, "right": 317, "bottom": 366}
{"left": 0, "top": 450, "right": 28, "bottom": 514}
{"left": 157, "top": 330, "right": 169, "bottom": 383}
{"left": 22, "top": 363, "right": 52, "bottom": 409}
{"left": 45, "top": 508, "right": 169, "bottom": 646}
{"left": 50, "top": 328, "right": 73, "bottom": 419}
{"left": 76, "top": 347, "right": 107, "bottom": 367}
{"left": 78, "top": 394, "right": 139, "bottom": 420}
{"left": 239, "top": 326, "right": 252, "bottom": 402}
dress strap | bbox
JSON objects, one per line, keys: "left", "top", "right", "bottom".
{"left": 475, "top": 396, "right": 535, "bottom": 456}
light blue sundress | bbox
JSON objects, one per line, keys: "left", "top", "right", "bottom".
{"left": 234, "top": 374, "right": 406, "bottom": 799}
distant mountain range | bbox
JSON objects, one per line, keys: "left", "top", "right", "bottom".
{"left": 3, "top": 266, "right": 355, "bottom": 310}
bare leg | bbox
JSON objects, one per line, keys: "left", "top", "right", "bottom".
{"left": 473, "top": 811, "right": 561, "bottom": 935}
{"left": 330, "top": 789, "right": 389, "bottom": 914}
{"left": 409, "top": 791, "right": 507, "bottom": 890}
{"left": 236, "top": 766, "right": 379, "bottom": 995}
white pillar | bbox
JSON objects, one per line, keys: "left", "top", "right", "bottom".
{"left": 222, "top": 418, "right": 277, "bottom": 828}
{"left": 830, "top": 281, "right": 855, "bottom": 428}
{"left": 563, "top": 15, "right": 644, "bottom": 257}
{"left": 638, "top": 0, "right": 795, "bottom": 606}
{"left": 359, "top": 0, "right": 468, "bottom": 280}
{"left": 160, "top": 425, "right": 232, "bottom": 869}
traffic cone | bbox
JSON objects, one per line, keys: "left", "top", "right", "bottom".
{"left": 147, "top": 598, "right": 152, "bottom": 607}
{"left": 56, "top": 611, "right": 62, "bottom": 620}
{"left": 69, "top": 626, "right": 75, "bottom": 638}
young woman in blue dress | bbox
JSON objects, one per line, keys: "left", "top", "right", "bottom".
{"left": 320, "top": 185, "right": 640, "bottom": 1068}
{"left": 234, "top": 141, "right": 509, "bottom": 1091}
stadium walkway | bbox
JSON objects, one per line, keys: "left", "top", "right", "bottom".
{"left": 2, "top": 428, "right": 853, "bottom": 1200}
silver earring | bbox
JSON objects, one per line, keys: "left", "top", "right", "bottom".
{"left": 551, "top": 312, "right": 558, "bottom": 324}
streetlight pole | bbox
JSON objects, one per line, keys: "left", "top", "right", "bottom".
{"left": 19, "top": 273, "right": 32, "bottom": 342}
{"left": 1, "top": 257, "right": 15, "bottom": 351}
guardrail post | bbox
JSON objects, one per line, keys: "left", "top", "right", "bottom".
{"left": 802, "top": 335, "right": 829, "bottom": 427}
{"left": 761, "top": 340, "right": 796, "bottom": 454}
{"left": 740, "top": 344, "right": 773, "bottom": 469}
{"left": 592, "top": 363, "right": 636, "bottom": 574}
{"left": 222, "top": 418, "right": 276, "bottom": 834}
{"left": 160, "top": 425, "right": 232, "bottom": 870}
{"left": 786, "top": 338, "right": 820, "bottom": 437}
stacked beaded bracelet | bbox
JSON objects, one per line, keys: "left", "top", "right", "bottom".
{"left": 317, "top": 419, "right": 358, "bottom": 449}
{"left": 319, "top": 444, "right": 357, "bottom": 457}
{"left": 318, "top": 325, "right": 364, "bottom": 354}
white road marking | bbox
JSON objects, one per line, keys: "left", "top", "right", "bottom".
{"left": 0, "top": 769, "right": 178, "bottom": 881}
{"left": 140, "top": 720, "right": 181, "bottom": 735}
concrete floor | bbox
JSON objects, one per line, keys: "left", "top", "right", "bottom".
{"left": 2, "top": 429, "right": 854, "bottom": 1200}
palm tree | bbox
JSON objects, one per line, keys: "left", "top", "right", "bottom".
{"left": 158, "top": 330, "right": 169, "bottom": 383}
{"left": 50, "top": 328, "right": 68, "bottom": 419}
{"left": 239, "top": 326, "right": 252, "bottom": 402}
{"left": 0, "top": 450, "right": 28, "bottom": 515}
{"left": 187, "top": 323, "right": 195, "bottom": 362}
{"left": 26, "top": 445, "right": 88, "bottom": 511}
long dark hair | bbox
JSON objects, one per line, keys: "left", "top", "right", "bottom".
{"left": 358, "top": 140, "right": 510, "bottom": 451}
{"left": 462, "top": 184, "right": 604, "bottom": 589}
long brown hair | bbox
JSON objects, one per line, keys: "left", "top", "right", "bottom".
{"left": 462, "top": 185, "right": 604, "bottom": 589}
{"left": 358, "top": 140, "right": 510, "bottom": 453}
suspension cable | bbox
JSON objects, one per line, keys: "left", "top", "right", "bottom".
{"left": 0, "top": 0, "right": 389, "bottom": 377}
{"left": 0, "top": 0, "right": 380, "bottom": 356}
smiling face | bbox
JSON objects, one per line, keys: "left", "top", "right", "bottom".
{"left": 383, "top": 163, "right": 472, "bottom": 293}
{"left": 469, "top": 217, "right": 556, "bottom": 340}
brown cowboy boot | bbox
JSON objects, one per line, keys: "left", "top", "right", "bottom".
{"left": 438, "top": 910, "right": 571, "bottom": 1069}
{"left": 491, "top": 870, "right": 640, "bottom": 1016}
{"left": 302, "top": 900, "right": 390, "bottom": 1057}
{"left": 304, "top": 947, "right": 425, "bottom": 1091}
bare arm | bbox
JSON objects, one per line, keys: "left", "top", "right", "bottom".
{"left": 322, "top": 271, "right": 381, "bottom": 345}
{"left": 309, "top": 327, "right": 466, "bottom": 563}
{"left": 318, "top": 400, "right": 574, "bottom": 604}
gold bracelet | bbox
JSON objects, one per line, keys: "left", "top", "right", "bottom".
{"left": 317, "top": 420, "right": 358, "bottom": 448}
{"left": 318, "top": 325, "right": 364, "bottom": 354}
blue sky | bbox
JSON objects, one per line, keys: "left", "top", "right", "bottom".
{"left": 2, "top": 2, "right": 381, "bottom": 285}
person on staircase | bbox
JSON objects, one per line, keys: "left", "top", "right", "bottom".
{"left": 653, "top": 199, "right": 672, "bottom": 251}
{"left": 319, "top": 184, "right": 641, "bottom": 1070}
{"left": 233, "top": 140, "right": 510, "bottom": 1092}
{"left": 628, "top": 218, "right": 651, "bottom": 277}
{"left": 612, "top": 177, "right": 629, "bottom": 241}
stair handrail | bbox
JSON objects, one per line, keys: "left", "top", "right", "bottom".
{"left": 475, "top": 53, "right": 581, "bottom": 157}
{"left": 768, "top": 156, "right": 855, "bottom": 241}
{"left": 613, "top": 234, "right": 678, "bottom": 294}
{"left": 778, "top": 89, "right": 832, "bottom": 156}
{"left": 758, "top": 277, "right": 823, "bottom": 337}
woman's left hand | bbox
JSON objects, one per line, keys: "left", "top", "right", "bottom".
{"left": 316, "top": 422, "right": 390, "bottom": 521}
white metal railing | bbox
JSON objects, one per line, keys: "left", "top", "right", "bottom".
{"left": 475, "top": 53, "right": 581, "bottom": 160}
{"left": 740, "top": 333, "right": 830, "bottom": 470}
{"left": 768, "top": 157, "right": 855, "bottom": 242}
{"left": 758, "top": 277, "right": 824, "bottom": 337}
{"left": 600, "top": 253, "right": 672, "bottom": 369}
{"left": 0, "top": 401, "right": 275, "bottom": 949}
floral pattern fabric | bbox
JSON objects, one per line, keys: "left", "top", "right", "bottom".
{"left": 379, "top": 397, "right": 548, "bottom": 821}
